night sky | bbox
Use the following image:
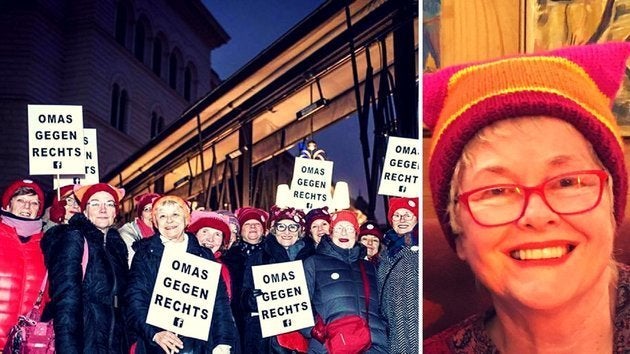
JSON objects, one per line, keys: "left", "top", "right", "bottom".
{"left": 202, "top": 1, "right": 386, "bottom": 222}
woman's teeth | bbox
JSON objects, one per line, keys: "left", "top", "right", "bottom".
{"left": 510, "top": 245, "right": 574, "bottom": 260}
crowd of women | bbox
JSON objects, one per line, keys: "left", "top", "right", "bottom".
{"left": 0, "top": 177, "right": 418, "bottom": 353}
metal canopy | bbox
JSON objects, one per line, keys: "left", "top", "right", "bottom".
{"left": 105, "top": 0, "right": 418, "bottom": 213}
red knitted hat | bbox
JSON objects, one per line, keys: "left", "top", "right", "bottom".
{"left": 54, "top": 185, "right": 75, "bottom": 203}
{"left": 268, "top": 205, "right": 305, "bottom": 228}
{"left": 330, "top": 210, "right": 360, "bottom": 237}
{"left": 304, "top": 207, "right": 331, "bottom": 233}
{"left": 358, "top": 220, "right": 384, "bottom": 241}
{"left": 235, "top": 206, "right": 268, "bottom": 228}
{"left": 151, "top": 195, "right": 191, "bottom": 225}
{"left": 135, "top": 192, "right": 161, "bottom": 218}
{"left": 188, "top": 211, "right": 231, "bottom": 247}
{"left": 74, "top": 183, "right": 125, "bottom": 213}
{"left": 387, "top": 197, "right": 419, "bottom": 224}
{"left": 2, "top": 179, "right": 45, "bottom": 217}
{"left": 424, "top": 42, "right": 630, "bottom": 249}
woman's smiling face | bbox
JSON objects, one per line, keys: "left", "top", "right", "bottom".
{"left": 155, "top": 203, "right": 187, "bottom": 242}
{"left": 453, "top": 117, "right": 615, "bottom": 310}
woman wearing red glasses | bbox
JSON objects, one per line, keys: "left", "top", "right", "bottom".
{"left": 423, "top": 43, "right": 630, "bottom": 353}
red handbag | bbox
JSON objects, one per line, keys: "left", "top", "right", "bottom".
{"left": 323, "top": 315, "right": 371, "bottom": 354}
{"left": 3, "top": 240, "right": 88, "bottom": 354}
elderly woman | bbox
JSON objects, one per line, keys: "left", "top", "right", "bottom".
{"left": 358, "top": 220, "right": 383, "bottom": 263}
{"left": 125, "top": 196, "right": 237, "bottom": 354}
{"left": 304, "top": 207, "right": 331, "bottom": 245}
{"left": 222, "top": 206, "right": 268, "bottom": 349}
{"left": 241, "top": 205, "right": 315, "bottom": 353}
{"left": 118, "top": 192, "right": 160, "bottom": 266}
{"left": 188, "top": 210, "right": 234, "bottom": 301}
{"left": 423, "top": 43, "right": 630, "bottom": 352}
{"left": 41, "top": 183, "right": 130, "bottom": 353}
{"left": 216, "top": 209, "right": 240, "bottom": 249}
{"left": 302, "top": 210, "right": 388, "bottom": 353}
{"left": 0, "top": 179, "right": 47, "bottom": 349}
{"left": 43, "top": 184, "right": 81, "bottom": 231}
{"left": 377, "top": 197, "right": 418, "bottom": 353}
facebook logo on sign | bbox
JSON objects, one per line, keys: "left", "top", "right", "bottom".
{"left": 282, "top": 319, "right": 291, "bottom": 327}
{"left": 173, "top": 317, "right": 184, "bottom": 328}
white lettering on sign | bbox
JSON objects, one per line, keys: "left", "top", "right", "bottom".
{"left": 28, "top": 104, "right": 85, "bottom": 175}
{"left": 378, "top": 136, "right": 421, "bottom": 198}
{"left": 252, "top": 261, "right": 314, "bottom": 338}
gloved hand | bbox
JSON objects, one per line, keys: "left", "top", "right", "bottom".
{"left": 49, "top": 199, "right": 67, "bottom": 224}
{"left": 310, "top": 315, "right": 326, "bottom": 343}
{"left": 243, "top": 288, "right": 265, "bottom": 312}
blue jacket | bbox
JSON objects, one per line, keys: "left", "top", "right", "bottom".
{"left": 241, "top": 234, "right": 315, "bottom": 353}
{"left": 302, "top": 236, "right": 388, "bottom": 353}
{"left": 41, "top": 213, "right": 130, "bottom": 354}
{"left": 124, "top": 233, "right": 238, "bottom": 354}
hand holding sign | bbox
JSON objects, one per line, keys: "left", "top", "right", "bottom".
{"left": 153, "top": 331, "right": 183, "bottom": 354}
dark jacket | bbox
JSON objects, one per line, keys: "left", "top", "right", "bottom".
{"left": 222, "top": 240, "right": 263, "bottom": 348}
{"left": 241, "top": 235, "right": 315, "bottom": 353}
{"left": 377, "top": 226, "right": 419, "bottom": 354}
{"left": 125, "top": 233, "right": 238, "bottom": 354}
{"left": 302, "top": 236, "right": 388, "bottom": 353}
{"left": 41, "top": 213, "right": 130, "bottom": 354}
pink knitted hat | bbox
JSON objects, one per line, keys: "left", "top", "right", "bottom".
{"left": 424, "top": 42, "right": 630, "bottom": 249}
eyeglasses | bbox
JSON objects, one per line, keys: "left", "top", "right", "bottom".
{"left": 86, "top": 200, "right": 117, "bottom": 209}
{"left": 391, "top": 213, "right": 414, "bottom": 222}
{"left": 457, "top": 170, "right": 608, "bottom": 227}
{"left": 332, "top": 226, "right": 356, "bottom": 235}
{"left": 13, "top": 198, "right": 40, "bottom": 208}
{"left": 64, "top": 197, "right": 78, "bottom": 207}
{"left": 275, "top": 223, "right": 300, "bottom": 232}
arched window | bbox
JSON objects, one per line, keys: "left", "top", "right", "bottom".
{"left": 150, "top": 112, "right": 165, "bottom": 138}
{"left": 110, "top": 83, "right": 128, "bottom": 132}
{"left": 184, "top": 66, "right": 192, "bottom": 101}
{"left": 152, "top": 37, "right": 162, "bottom": 76}
{"left": 134, "top": 21, "right": 145, "bottom": 62}
{"left": 115, "top": 2, "right": 128, "bottom": 46}
{"left": 169, "top": 52, "right": 178, "bottom": 90}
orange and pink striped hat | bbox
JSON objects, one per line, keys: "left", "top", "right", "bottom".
{"left": 424, "top": 42, "right": 630, "bottom": 249}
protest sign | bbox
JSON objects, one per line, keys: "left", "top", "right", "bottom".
{"left": 54, "top": 129, "right": 99, "bottom": 188}
{"left": 289, "top": 157, "right": 333, "bottom": 211}
{"left": 252, "top": 260, "right": 314, "bottom": 338}
{"left": 378, "top": 136, "right": 420, "bottom": 197}
{"left": 146, "top": 250, "right": 222, "bottom": 340}
{"left": 28, "top": 104, "right": 85, "bottom": 175}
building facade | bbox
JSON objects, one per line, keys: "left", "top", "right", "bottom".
{"left": 0, "top": 0, "right": 228, "bottom": 191}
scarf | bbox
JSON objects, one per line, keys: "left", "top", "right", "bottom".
{"left": 214, "top": 251, "right": 233, "bottom": 301}
{"left": 136, "top": 218, "right": 155, "bottom": 238}
{"left": 384, "top": 225, "right": 419, "bottom": 258}
{"left": 238, "top": 240, "right": 263, "bottom": 256}
{"left": 1, "top": 210, "right": 43, "bottom": 237}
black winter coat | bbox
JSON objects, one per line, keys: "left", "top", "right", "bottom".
{"left": 125, "top": 233, "right": 238, "bottom": 354}
{"left": 41, "top": 213, "right": 130, "bottom": 354}
{"left": 241, "top": 235, "right": 315, "bottom": 354}
{"left": 221, "top": 240, "right": 263, "bottom": 349}
{"left": 302, "top": 236, "right": 388, "bottom": 353}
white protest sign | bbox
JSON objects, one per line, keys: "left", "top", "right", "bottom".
{"left": 54, "top": 129, "right": 99, "bottom": 188}
{"left": 378, "top": 136, "right": 420, "bottom": 197}
{"left": 289, "top": 158, "right": 333, "bottom": 211}
{"left": 252, "top": 260, "right": 314, "bottom": 338}
{"left": 28, "top": 104, "right": 85, "bottom": 175}
{"left": 146, "top": 249, "right": 222, "bottom": 340}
